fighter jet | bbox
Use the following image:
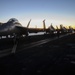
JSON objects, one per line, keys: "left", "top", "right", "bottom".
{"left": 68, "top": 26, "right": 74, "bottom": 33}
{"left": 59, "top": 24, "right": 68, "bottom": 33}
{"left": 0, "top": 18, "right": 46, "bottom": 38}
{"left": 43, "top": 20, "right": 56, "bottom": 34}
{"left": 0, "top": 18, "right": 29, "bottom": 38}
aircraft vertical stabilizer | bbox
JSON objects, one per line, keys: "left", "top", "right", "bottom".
{"left": 27, "top": 19, "right": 31, "bottom": 28}
{"left": 43, "top": 20, "right": 46, "bottom": 32}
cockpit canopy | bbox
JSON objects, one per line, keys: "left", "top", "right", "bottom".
{"left": 8, "top": 18, "right": 19, "bottom": 23}
{"left": 7, "top": 18, "right": 22, "bottom": 26}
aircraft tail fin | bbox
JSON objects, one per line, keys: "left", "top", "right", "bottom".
{"left": 27, "top": 19, "right": 31, "bottom": 28}
{"left": 43, "top": 19, "right": 46, "bottom": 31}
{"left": 56, "top": 26, "right": 58, "bottom": 29}
{"left": 50, "top": 23, "right": 55, "bottom": 31}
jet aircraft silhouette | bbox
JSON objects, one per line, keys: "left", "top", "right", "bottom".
{"left": 0, "top": 18, "right": 55, "bottom": 38}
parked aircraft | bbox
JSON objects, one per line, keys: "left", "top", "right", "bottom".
{"left": 68, "top": 26, "right": 74, "bottom": 33}
{"left": 1, "top": 18, "right": 72, "bottom": 39}
{"left": 59, "top": 24, "right": 68, "bottom": 33}
{"left": 0, "top": 18, "right": 48, "bottom": 38}
{"left": 0, "top": 18, "right": 28, "bottom": 37}
{"left": 43, "top": 20, "right": 56, "bottom": 34}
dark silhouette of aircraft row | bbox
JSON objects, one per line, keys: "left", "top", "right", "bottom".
{"left": 0, "top": 18, "right": 74, "bottom": 38}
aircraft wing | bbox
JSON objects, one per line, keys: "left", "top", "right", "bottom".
{"left": 28, "top": 28, "right": 43, "bottom": 33}
{"left": 15, "top": 26, "right": 28, "bottom": 35}
{"left": 15, "top": 26, "right": 44, "bottom": 35}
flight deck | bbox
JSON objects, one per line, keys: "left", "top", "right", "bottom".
{"left": 0, "top": 33, "right": 75, "bottom": 75}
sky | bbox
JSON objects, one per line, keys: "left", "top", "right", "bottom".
{"left": 0, "top": 0, "right": 75, "bottom": 28}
